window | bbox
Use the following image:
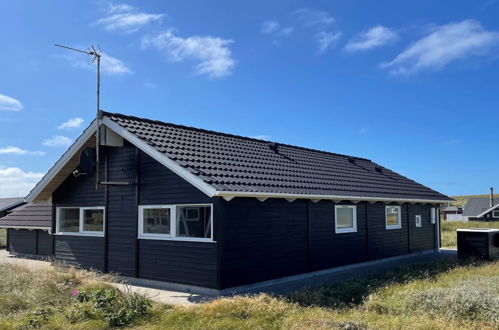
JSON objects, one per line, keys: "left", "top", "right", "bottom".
{"left": 386, "top": 205, "right": 402, "bottom": 229}
{"left": 415, "top": 214, "right": 422, "bottom": 227}
{"left": 335, "top": 205, "right": 357, "bottom": 233}
{"left": 138, "top": 204, "right": 213, "bottom": 242}
{"left": 139, "top": 206, "right": 172, "bottom": 237}
{"left": 492, "top": 210, "right": 499, "bottom": 218}
{"left": 56, "top": 207, "right": 105, "bottom": 236}
{"left": 430, "top": 207, "right": 437, "bottom": 224}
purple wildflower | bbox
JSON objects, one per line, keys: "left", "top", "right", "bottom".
{"left": 72, "top": 290, "right": 78, "bottom": 297}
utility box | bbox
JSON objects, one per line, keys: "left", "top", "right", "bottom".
{"left": 457, "top": 228, "right": 499, "bottom": 260}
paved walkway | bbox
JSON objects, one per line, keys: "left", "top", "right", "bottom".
{"left": 0, "top": 249, "right": 457, "bottom": 306}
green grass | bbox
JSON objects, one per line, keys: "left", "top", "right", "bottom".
{"left": 441, "top": 220, "right": 499, "bottom": 248}
{"left": 1, "top": 259, "right": 499, "bottom": 329}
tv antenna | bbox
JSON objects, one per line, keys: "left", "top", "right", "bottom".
{"left": 54, "top": 44, "right": 102, "bottom": 190}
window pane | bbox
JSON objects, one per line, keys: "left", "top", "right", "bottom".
{"left": 177, "top": 206, "right": 211, "bottom": 238}
{"left": 143, "top": 208, "right": 170, "bottom": 235}
{"left": 59, "top": 208, "right": 79, "bottom": 232}
{"left": 337, "top": 207, "right": 354, "bottom": 229}
{"left": 386, "top": 207, "right": 400, "bottom": 226}
{"left": 83, "top": 209, "right": 104, "bottom": 232}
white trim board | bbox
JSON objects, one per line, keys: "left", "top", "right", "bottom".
{"left": 476, "top": 203, "right": 499, "bottom": 218}
{"left": 102, "top": 117, "right": 217, "bottom": 197}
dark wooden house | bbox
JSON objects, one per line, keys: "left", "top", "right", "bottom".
{"left": 0, "top": 112, "right": 452, "bottom": 290}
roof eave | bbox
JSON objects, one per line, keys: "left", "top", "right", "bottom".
{"left": 214, "top": 191, "right": 452, "bottom": 204}
{"left": 0, "top": 225, "right": 51, "bottom": 233}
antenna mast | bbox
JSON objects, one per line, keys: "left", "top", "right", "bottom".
{"left": 54, "top": 44, "right": 102, "bottom": 190}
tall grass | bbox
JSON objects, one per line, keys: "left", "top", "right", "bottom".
{"left": 0, "top": 260, "right": 498, "bottom": 329}
{"left": 441, "top": 220, "right": 499, "bottom": 248}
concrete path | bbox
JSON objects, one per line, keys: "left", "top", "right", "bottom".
{"left": 0, "top": 249, "right": 457, "bottom": 306}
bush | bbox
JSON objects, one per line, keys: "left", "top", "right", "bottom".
{"left": 404, "top": 276, "right": 499, "bottom": 323}
{"left": 72, "top": 286, "right": 151, "bottom": 327}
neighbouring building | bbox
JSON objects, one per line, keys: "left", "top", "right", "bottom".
{"left": 0, "top": 112, "right": 453, "bottom": 290}
{"left": 462, "top": 188, "right": 499, "bottom": 221}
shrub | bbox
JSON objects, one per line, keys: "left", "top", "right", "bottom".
{"left": 72, "top": 286, "right": 151, "bottom": 327}
{"left": 404, "top": 276, "right": 499, "bottom": 323}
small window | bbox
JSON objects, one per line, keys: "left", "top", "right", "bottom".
{"left": 56, "top": 207, "right": 105, "bottom": 236}
{"left": 58, "top": 208, "right": 80, "bottom": 233}
{"left": 415, "top": 214, "right": 422, "bottom": 227}
{"left": 335, "top": 205, "right": 357, "bottom": 233}
{"left": 492, "top": 210, "right": 499, "bottom": 218}
{"left": 82, "top": 208, "right": 104, "bottom": 232}
{"left": 430, "top": 207, "right": 437, "bottom": 224}
{"left": 139, "top": 206, "right": 173, "bottom": 237}
{"left": 177, "top": 206, "right": 212, "bottom": 238}
{"left": 386, "top": 205, "right": 402, "bottom": 229}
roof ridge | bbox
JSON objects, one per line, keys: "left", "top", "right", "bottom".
{"left": 102, "top": 111, "right": 372, "bottom": 162}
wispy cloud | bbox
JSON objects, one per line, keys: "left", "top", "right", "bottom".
{"left": 60, "top": 51, "right": 132, "bottom": 76}
{"left": 250, "top": 135, "right": 271, "bottom": 141}
{"left": 345, "top": 25, "right": 398, "bottom": 52}
{"left": 142, "top": 30, "right": 236, "bottom": 79}
{"left": 381, "top": 20, "right": 499, "bottom": 76}
{"left": 316, "top": 31, "right": 342, "bottom": 53}
{"left": 0, "top": 146, "right": 45, "bottom": 156}
{"left": 0, "top": 93, "right": 23, "bottom": 111}
{"left": 261, "top": 20, "right": 294, "bottom": 36}
{"left": 42, "top": 135, "right": 72, "bottom": 147}
{"left": 0, "top": 166, "right": 44, "bottom": 198}
{"left": 94, "top": 2, "right": 164, "bottom": 33}
{"left": 294, "top": 8, "right": 334, "bottom": 27}
{"left": 57, "top": 117, "right": 84, "bottom": 130}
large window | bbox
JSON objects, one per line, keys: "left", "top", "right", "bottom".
{"left": 386, "top": 205, "right": 402, "bottom": 229}
{"left": 138, "top": 204, "right": 213, "bottom": 242}
{"left": 56, "top": 207, "right": 105, "bottom": 236}
{"left": 335, "top": 205, "right": 357, "bottom": 233}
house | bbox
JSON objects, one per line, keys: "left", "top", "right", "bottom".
{"left": 0, "top": 197, "right": 25, "bottom": 218}
{"left": 462, "top": 189, "right": 499, "bottom": 221}
{"left": 0, "top": 112, "right": 452, "bottom": 290}
{"left": 442, "top": 205, "right": 463, "bottom": 221}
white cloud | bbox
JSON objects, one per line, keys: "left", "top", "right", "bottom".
{"left": 345, "top": 25, "right": 398, "bottom": 52}
{"left": 142, "top": 30, "right": 236, "bottom": 78}
{"left": 261, "top": 21, "right": 294, "bottom": 36}
{"left": 0, "top": 167, "right": 44, "bottom": 198}
{"left": 57, "top": 117, "right": 84, "bottom": 130}
{"left": 94, "top": 2, "right": 164, "bottom": 33}
{"left": 381, "top": 20, "right": 499, "bottom": 75}
{"left": 294, "top": 8, "right": 334, "bottom": 27}
{"left": 42, "top": 135, "right": 72, "bottom": 147}
{"left": 261, "top": 21, "right": 280, "bottom": 34}
{"left": 250, "top": 135, "right": 271, "bottom": 141}
{"left": 0, "top": 146, "right": 45, "bottom": 156}
{"left": 0, "top": 93, "right": 23, "bottom": 111}
{"left": 316, "top": 31, "right": 342, "bottom": 53}
{"left": 61, "top": 52, "right": 132, "bottom": 76}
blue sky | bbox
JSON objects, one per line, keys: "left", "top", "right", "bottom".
{"left": 1, "top": 0, "right": 499, "bottom": 198}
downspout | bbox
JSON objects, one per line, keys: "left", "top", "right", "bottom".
{"left": 436, "top": 206, "right": 441, "bottom": 249}
{"left": 103, "top": 153, "right": 109, "bottom": 273}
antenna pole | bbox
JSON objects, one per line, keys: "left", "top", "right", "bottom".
{"left": 54, "top": 43, "right": 102, "bottom": 190}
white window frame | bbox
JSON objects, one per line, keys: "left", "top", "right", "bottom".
{"left": 138, "top": 205, "right": 175, "bottom": 239}
{"left": 138, "top": 203, "right": 214, "bottom": 243}
{"left": 334, "top": 205, "right": 357, "bottom": 234}
{"left": 492, "top": 210, "right": 499, "bottom": 218}
{"left": 430, "top": 207, "right": 437, "bottom": 224}
{"left": 415, "top": 214, "right": 422, "bottom": 228}
{"left": 56, "top": 206, "right": 105, "bottom": 237}
{"left": 385, "top": 205, "right": 402, "bottom": 230}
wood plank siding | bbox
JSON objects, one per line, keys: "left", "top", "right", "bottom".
{"left": 7, "top": 229, "right": 53, "bottom": 256}
{"left": 52, "top": 142, "right": 219, "bottom": 288}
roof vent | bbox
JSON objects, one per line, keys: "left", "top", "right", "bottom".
{"left": 268, "top": 142, "right": 279, "bottom": 153}
{"left": 375, "top": 166, "right": 383, "bottom": 173}
{"left": 348, "top": 157, "right": 355, "bottom": 164}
